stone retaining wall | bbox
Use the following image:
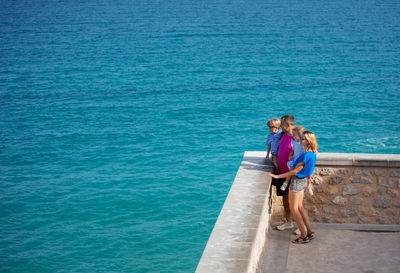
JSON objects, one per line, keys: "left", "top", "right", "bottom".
{"left": 197, "top": 152, "right": 400, "bottom": 273}
{"left": 272, "top": 153, "right": 400, "bottom": 225}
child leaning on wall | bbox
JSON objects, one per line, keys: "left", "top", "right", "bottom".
{"left": 265, "top": 118, "right": 282, "bottom": 172}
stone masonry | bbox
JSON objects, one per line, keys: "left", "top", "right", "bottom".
{"left": 272, "top": 154, "right": 400, "bottom": 225}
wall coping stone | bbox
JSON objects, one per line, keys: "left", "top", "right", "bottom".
{"left": 195, "top": 151, "right": 273, "bottom": 273}
{"left": 316, "top": 153, "right": 400, "bottom": 167}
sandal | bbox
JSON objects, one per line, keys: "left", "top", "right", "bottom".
{"left": 307, "top": 232, "right": 316, "bottom": 240}
{"left": 292, "top": 236, "right": 310, "bottom": 244}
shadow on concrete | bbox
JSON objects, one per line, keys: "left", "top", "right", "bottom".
{"left": 241, "top": 156, "right": 274, "bottom": 172}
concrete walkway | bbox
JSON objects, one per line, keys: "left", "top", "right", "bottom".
{"left": 259, "top": 223, "right": 400, "bottom": 273}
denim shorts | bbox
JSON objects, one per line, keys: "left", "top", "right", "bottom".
{"left": 289, "top": 176, "right": 308, "bottom": 193}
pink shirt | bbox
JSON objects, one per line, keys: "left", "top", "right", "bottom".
{"left": 277, "top": 133, "right": 293, "bottom": 174}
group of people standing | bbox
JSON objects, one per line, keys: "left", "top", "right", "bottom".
{"left": 265, "top": 114, "right": 318, "bottom": 244}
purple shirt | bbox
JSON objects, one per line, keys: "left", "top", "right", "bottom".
{"left": 277, "top": 133, "right": 293, "bottom": 174}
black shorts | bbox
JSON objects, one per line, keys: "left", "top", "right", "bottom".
{"left": 272, "top": 177, "right": 289, "bottom": 196}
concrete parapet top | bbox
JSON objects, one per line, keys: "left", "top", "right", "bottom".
{"left": 316, "top": 152, "right": 400, "bottom": 167}
{"left": 196, "top": 151, "right": 273, "bottom": 273}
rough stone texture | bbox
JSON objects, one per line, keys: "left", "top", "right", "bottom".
{"left": 343, "top": 184, "right": 359, "bottom": 196}
{"left": 393, "top": 200, "right": 400, "bottom": 208}
{"left": 341, "top": 207, "right": 358, "bottom": 217}
{"left": 373, "top": 197, "right": 391, "bottom": 208}
{"left": 374, "top": 169, "right": 385, "bottom": 176}
{"left": 349, "top": 196, "right": 364, "bottom": 205}
{"left": 361, "top": 208, "right": 378, "bottom": 217}
{"left": 329, "top": 176, "right": 344, "bottom": 185}
{"left": 378, "top": 177, "right": 396, "bottom": 188}
{"left": 319, "top": 168, "right": 333, "bottom": 176}
{"left": 350, "top": 176, "right": 372, "bottom": 184}
{"left": 362, "top": 186, "right": 374, "bottom": 197}
{"left": 353, "top": 169, "right": 370, "bottom": 176}
{"left": 386, "top": 189, "right": 399, "bottom": 198}
{"left": 311, "top": 175, "right": 323, "bottom": 185}
{"left": 271, "top": 153, "right": 400, "bottom": 225}
{"left": 332, "top": 196, "right": 347, "bottom": 206}
{"left": 336, "top": 169, "right": 346, "bottom": 175}
{"left": 390, "top": 170, "right": 400, "bottom": 177}
{"left": 325, "top": 186, "right": 339, "bottom": 195}
{"left": 323, "top": 207, "right": 338, "bottom": 215}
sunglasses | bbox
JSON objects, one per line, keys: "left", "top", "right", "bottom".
{"left": 299, "top": 135, "right": 305, "bottom": 140}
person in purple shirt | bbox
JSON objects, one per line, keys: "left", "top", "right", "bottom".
{"left": 272, "top": 114, "right": 295, "bottom": 231}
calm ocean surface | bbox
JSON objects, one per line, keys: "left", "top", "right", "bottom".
{"left": 1, "top": 0, "right": 399, "bottom": 272}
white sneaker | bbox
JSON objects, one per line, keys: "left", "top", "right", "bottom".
{"left": 276, "top": 221, "right": 294, "bottom": 230}
{"left": 293, "top": 228, "right": 301, "bottom": 235}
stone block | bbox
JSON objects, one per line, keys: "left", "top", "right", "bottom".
{"left": 386, "top": 189, "right": 399, "bottom": 198}
{"left": 373, "top": 197, "right": 390, "bottom": 208}
{"left": 311, "top": 175, "right": 323, "bottom": 185}
{"left": 323, "top": 207, "right": 338, "bottom": 215}
{"left": 322, "top": 217, "right": 333, "bottom": 223}
{"left": 393, "top": 200, "right": 400, "bottom": 208}
{"left": 390, "top": 170, "right": 400, "bottom": 177}
{"left": 320, "top": 168, "right": 333, "bottom": 176}
{"left": 362, "top": 186, "right": 374, "bottom": 197}
{"left": 329, "top": 176, "right": 344, "bottom": 185}
{"left": 350, "top": 176, "right": 372, "bottom": 184}
{"left": 334, "top": 218, "right": 348, "bottom": 224}
{"left": 374, "top": 169, "right": 385, "bottom": 176}
{"left": 332, "top": 196, "right": 347, "bottom": 206}
{"left": 325, "top": 186, "right": 339, "bottom": 195}
{"left": 343, "top": 184, "right": 359, "bottom": 196}
{"left": 386, "top": 209, "right": 395, "bottom": 216}
{"left": 336, "top": 169, "right": 346, "bottom": 175}
{"left": 341, "top": 207, "right": 358, "bottom": 217}
{"left": 377, "top": 217, "right": 392, "bottom": 225}
{"left": 349, "top": 196, "right": 364, "bottom": 205}
{"left": 378, "top": 177, "right": 396, "bottom": 188}
{"left": 310, "top": 195, "right": 330, "bottom": 204}
{"left": 361, "top": 207, "right": 378, "bottom": 217}
{"left": 353, "top": 169, "right": 369, "bottom": 176}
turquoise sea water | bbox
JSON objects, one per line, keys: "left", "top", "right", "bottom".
{"left": 1, "top": 0, "right": 400, "bottom": 272}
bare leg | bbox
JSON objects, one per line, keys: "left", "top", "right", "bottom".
{"left": 283, "top": 194, "right": 291, "bottom": 223}
{"left": 299, "top": 200, "right": 312, "bottom": 235}
{"left": 289, "top": 190, "right": 307, "bottom": 238}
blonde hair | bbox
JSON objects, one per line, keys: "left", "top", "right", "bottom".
{"left": 267, "top": 118, "right": 280, "bottom": 128}
{"left": 303, "top": 131, "right": 318, "bottom": 153}
{"left": 292, "top": 126, "right": 305, "bottom": 137}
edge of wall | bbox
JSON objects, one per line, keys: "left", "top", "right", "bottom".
{"left": 195, "top": 152, "right": 400, "bottom": 273}
{"left": 316, "top": 153, "right": 400, "bottom": 167}
{"left": 195, "top": 151, "right": 273, "bottom": 273}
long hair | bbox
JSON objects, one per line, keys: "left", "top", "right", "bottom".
{"left": 303, "top": 131, "right": 318, "bottom": 153}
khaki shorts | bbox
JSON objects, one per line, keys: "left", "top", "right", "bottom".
{"left": 289, "top": 176, "right": 308, "bottom": 193}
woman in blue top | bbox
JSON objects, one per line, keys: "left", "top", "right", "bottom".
{"left": 269, "top": 131, "right": 318, "bottom": 244}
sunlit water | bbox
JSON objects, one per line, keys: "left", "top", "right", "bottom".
{"left": 1, "top": 0, "right": 400, "bottom": 272}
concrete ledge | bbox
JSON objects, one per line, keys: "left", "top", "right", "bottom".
{"left": 196, "top": 151, "right": 273, "bottom": 273}
{"left": 311, "top": 223, "right": 400, "bottom": 232}
{"left": 316, "top": 153, "right": 400, "bottom": 167}
{"left": 196, "top": 152, "right": 400, "bottom": 273}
